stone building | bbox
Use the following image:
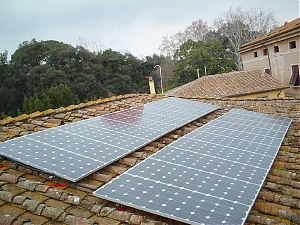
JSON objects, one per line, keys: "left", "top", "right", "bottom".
{"left": 239, "top": 18, "right": 300, "bottom": 96}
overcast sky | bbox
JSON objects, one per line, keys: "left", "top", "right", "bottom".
{"left": 1, "top": 0, "right": 299, "bottom": 58}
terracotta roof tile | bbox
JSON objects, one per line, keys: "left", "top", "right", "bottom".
{"left": 19, "top": 212, "right": 49, "bottom": 224}
{"left": 64, "top": 214, "right": 93, "bottom": 225}
{"left": 92, "top": 173, "right": 113, "bottom": 183}
{"left": 22, "top": 199, "right": 42, "bottom": 212}
{"left": 0, "top": 203, "right": 26, "bottom": 219}
{"left": 0, "top": 94, "right": 299, "bottom": 224}
{"left": 91, "top": 215, "right": 121, "bottom": 225}
{"left": 0, "top": 170, "right": 24, "bottom": 184}
{"left": 66, "top": 205, "right": 93, "bottom": 218}
{"left": 107, "top": 210, "right": 132, "bottom": 223}
{"left": 166, "top": 69, "right": 288, "bottom": 98}
{"left": 0, "top": 191, "right": 15, "bottom": 202}
{"left": 44, "top": 198, "right": 69, "bottom": 210}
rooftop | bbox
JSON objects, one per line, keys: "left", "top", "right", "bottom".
{"left": 165, "top": 69, "right": 288, "bottom": 98}
{"left": 0, "top": 94, "right": 299, "bottom": 225}
{"left": 240, "top": 18, "right": 300, "bottom": 51}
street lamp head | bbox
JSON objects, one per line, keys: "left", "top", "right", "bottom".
{"left": 153, "top": 65, "right": 163, "bottom": 94}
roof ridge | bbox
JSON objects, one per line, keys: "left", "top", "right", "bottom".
{"left": 166, "top": 69, "right": 289, "bottom": 98}
{"left": 241, "top": 17, "right": 300, "bottom": 48}
{"left": 0, "top": 94, "right": 143, "bottom": 126}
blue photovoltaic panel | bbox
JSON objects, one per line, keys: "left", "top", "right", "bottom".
{"left": 94, "top": 108, "right": 292, "bottom": 225}
{"left": 0, "top": 97, "right": 220, "bottom": 182}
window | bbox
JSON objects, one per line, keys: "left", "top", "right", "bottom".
{"left": 289, "top": 41, "right": 296, "bottom": 49}
{"left": 289, "top": 65, "right": 299, "bottom": 86}
{"left": 253, "top": 51, "right": 258, "bottom": 57}
{"left": 274, "top": 46, "right": 279, "bottom": 53}
{"left": 263, "top": 48, "right": 268, "bottom": 56}
{"left": 264, "top": 68, "right": 270, "bottom": 75}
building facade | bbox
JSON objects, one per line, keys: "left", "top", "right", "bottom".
{"left": 239, "top": 18, "right": 300, "bottom": 95}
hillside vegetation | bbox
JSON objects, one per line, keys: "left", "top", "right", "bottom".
{"left": 0, "top": 39, "right": 170, "bottom": 117}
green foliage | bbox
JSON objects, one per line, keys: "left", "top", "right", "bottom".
{"left": 26, "top": 65, "right": 69, "bottom": 95}
{"left": 168, "top": 40, "right": 236, "bottom": 89}
{"left": 42, "top": 84, "right": 75, "bottom": 109}
{"left": 0, "top": 50, "right": 8, "bottom": 65}
{"left": 1, "top": 39, "right": 155, "bottom": 117}
{"left": 0, "top": 112, "right": 7, "bottom": 120}
{"left": 23, "top": 96, "right": 42, "bottom": 114}
{"left": 145, "top": 54, "right": 174, "bottom": 93}
{"left": 23, "top": 84, "right": 76, "bottom": 114}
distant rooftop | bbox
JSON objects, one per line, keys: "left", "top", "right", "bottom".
{"left": 240, "top": 18, "right": 300, "bottom": 51}
{"left": 165, "top": 69, "right": 289, "bottom": 98}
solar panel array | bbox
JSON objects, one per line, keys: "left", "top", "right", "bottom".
{"left": 0, "top": 97, "right": 219, "bottom": 182}
{"left": 94, "top": 108, "right": 292, "bottom": 225}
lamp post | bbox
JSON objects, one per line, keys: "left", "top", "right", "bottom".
{"left": 154, "top": 65, "right": 163, "bottom": 94}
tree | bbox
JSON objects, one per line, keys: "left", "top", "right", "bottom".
{"left": 213, "top": 7, "right": 278, "bottom": 70}
{"left": 159, "top": 19, "right": 209, "bottom": 58}
{"left": 23, "top": 84, "right": 76, "bottom": 114}
{"left": 1, "top": 39, "right": 154, "bottom": 117}
{"left": 77, "top": 36, "right": 104, "bottom": 54}
{"left": 70, "top": 73, "right": 108, "bottom": 101}
{"left": 0, "top": 50, "right": 8, "bottom": 65}
{"left": 0, "top": 50, "right": 9, "bottom": 81}
{"left": 42, "top": 84, "right": 75, "bottom": 109}
{"left": 169, "top": 40, "right": 236, "bottom": 89}
{"left": 145, "top": 54, "right": 174, "bottom": 92}
{"left": 26, "top": 65, "right": 69, "bottom": 95}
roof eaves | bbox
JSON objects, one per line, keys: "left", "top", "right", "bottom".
{"left": 0, "top": 94, "right": 138, "bottom": 126}
{"left": 225, "top": 86, "right": 290, "bottom": 98}
{"left": 239, "top": 18, "right": 300, "bottom": 52}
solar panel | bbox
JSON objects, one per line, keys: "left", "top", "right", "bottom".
{"left": 0, "top": 97, "right": 220, "bottom": 182}
{"left": 94, "top": 108, "right": 292, "bottom": 225}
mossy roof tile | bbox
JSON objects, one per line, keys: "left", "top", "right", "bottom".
{"left": 0, "top": 94, "right": 298, "bottom": 225}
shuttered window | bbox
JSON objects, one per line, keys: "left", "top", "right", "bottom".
{"left": 289, "top": 65, "right": 299, "bottom": 86}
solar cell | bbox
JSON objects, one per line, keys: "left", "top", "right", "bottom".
{"left": 94, "top": 108, "right": 292, "bottom": 225}
{"left": 0, "top": 97, "right": 220, "bottom": 182}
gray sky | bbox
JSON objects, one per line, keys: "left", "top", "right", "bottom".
{"left": 1, "top": 0, "right": 299, "bottom": 58}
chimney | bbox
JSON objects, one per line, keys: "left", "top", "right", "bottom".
{"left": 148, "top": 76, "right": 156, "bottom": 94}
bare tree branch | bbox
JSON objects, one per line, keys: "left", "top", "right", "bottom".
{"left": 213, "top": 7, "right": 278, "bottom": 70}
{"left": 159, "top": 19, "right": 209, "bottom": 58}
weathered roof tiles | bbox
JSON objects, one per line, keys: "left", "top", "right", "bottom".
{"left": 0, "top": 94, "right": 299, "bottom": 225}
{"left": 165, "top": 69, "right": 289, "bottom": 98}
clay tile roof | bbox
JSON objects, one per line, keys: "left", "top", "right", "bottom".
{"left": 240, "top": 17, "right": 300, "bottom": 50}
{"left": 0, "top": 94, "right": 299, "bottom": 225}
{"left": 165, "top": 69, "right": 289, "bottom": 98}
